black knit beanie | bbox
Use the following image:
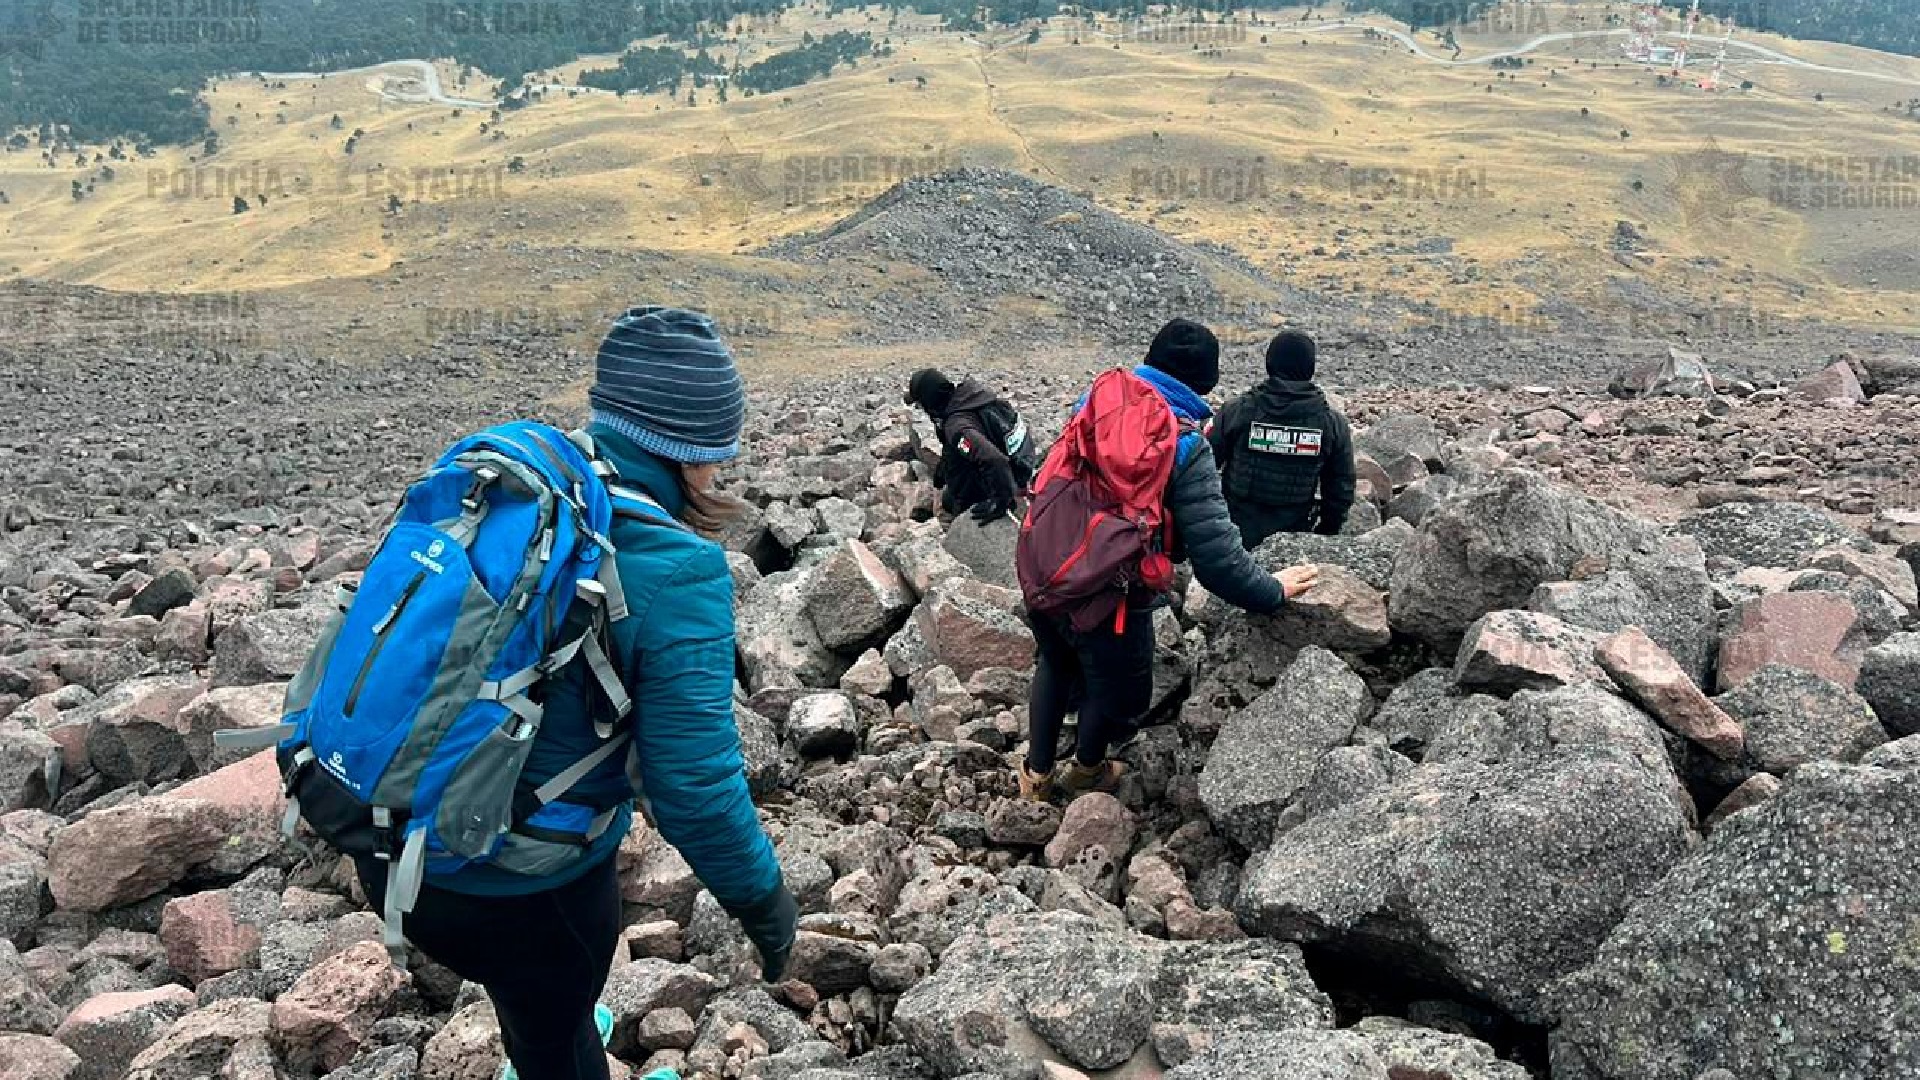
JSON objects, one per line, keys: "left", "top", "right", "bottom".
{"left": 1266, "top": 329, "right": 1317, "bottom": 382}
{"left": 905, "top": 368, "right": 956, "bottom": 414}
{"left": 1143, "top": 318, "right": 1221, "bottom": 396}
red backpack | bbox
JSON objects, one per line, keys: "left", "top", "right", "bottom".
{"left": 1016, "top": 369, "right": 1189, "bottom": 635}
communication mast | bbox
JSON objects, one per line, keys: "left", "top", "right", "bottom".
{"left": 1624, "top": 2, "right": 1662, "bottom": 63}
{"left": 1697, "top": 16, "right": 1734, "bottom": 90}
{"left": 1669, "top": 0, "right": 1702, "bottom": 76}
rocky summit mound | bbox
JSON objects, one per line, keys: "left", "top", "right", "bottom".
{"left": 4, "top": 329, "right": 1920, "bottom": 1080}
{"left": 760, "top": 167, "right": 1268, "bottom": 344}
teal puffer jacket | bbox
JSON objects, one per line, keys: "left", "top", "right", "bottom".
{"left": 441, "top": 423, "right": 780, "bottom": 912}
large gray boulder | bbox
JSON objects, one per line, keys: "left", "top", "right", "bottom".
{"left": 737, "top": 568, "right": 844, "bottom": 692}
{"left": 1551, "top": 760, "right": 1920, "bottom": 1080}
{"left": 1199, "top": 647, "right": 1374, "bottom": 850}
{"left": 892, "top": 912, "right": 1332, "bottom": 1078}
{"left": 1673, "top": 500, "right": 1865, "bottom": 570}
{"left": 1858, "top": 633, "right": 1920, "bottom": 737}
{"left": 1165, "top": 1020, "right": 1530, "bottom": 1080}
{"left": 1389, "top": 470, "right": 1663, "bottom": 654}
{"left": 941, "top": 515, "right": 1019, "bottom": 590}
{"left": 800, "top": 540, "right": 915, "bottom": 655}
{"left": 1528, "top": 538, "right": 1716, "bottom": 687}
{"left": 1239, "top": 722, "right": 1695, "bottom": 1023}
{"left": 1366, "top": 667, "right": 1498, "bottom": 761}
{"left": 1252, "top": 520, "right": 1413, "bottom": 593}
{"left": 1426, "top": 683, "right": 1694, "bottom": 823}
{"left": 1715, "top": 664, "right": 1888, "bottom": 773}
{"left": 210, "top": 597, "right": 333, "bottom": 689}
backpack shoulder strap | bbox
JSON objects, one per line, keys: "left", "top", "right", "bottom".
{"left": 1173, "top": 421, "right": 1206, "bottom": 471}
{"left": 608, "top": 484, "right": 691, "bottom": 530}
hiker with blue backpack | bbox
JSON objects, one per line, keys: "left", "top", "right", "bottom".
{"left": 222, "top": 307, "right": 793, "bottom": 1080}
{"left": 1014, "top": 318, "right": 1320, "bottom": 799}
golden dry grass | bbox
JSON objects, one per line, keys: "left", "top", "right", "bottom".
{"left": 2, "top": 0, "right": 1916, "bottom": 356}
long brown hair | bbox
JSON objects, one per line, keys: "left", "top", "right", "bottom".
{"left": 677, "top": 469, "right": 748, "bottom": 539}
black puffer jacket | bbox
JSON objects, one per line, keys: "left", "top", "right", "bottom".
{"left": 1159, "top": 436, "right": 1287, "bottom": 616}
{"left": 1211, "top": 379, "right": 1357, "bottom": 546}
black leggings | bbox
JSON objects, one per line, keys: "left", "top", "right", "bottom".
{"left": 356, "top": 853, "right": 621, "bottom": 1080}
{"left": 1026, "top": 607, "right": 1156, "bottom": 772}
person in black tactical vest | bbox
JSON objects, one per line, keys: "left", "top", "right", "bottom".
{"left": 905, "top": 368, "right": 1040, "bottom": 523}
{"left": 1209, "top": 329, "right": 1358, "bottom": 549}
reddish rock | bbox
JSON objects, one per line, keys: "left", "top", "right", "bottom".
{"left": 269, "top": 940, "right": 409, "bottom": 1073}
{"left": 1807, "top": 546, "right": 1918, "bottom": 611}
{"left": 1258, "top": 565, "right": 1392, "bottom": 652}
{"left": 620, "top": 920, "right": 685, "bottom": 963}
{"left": 54, "top": 986, "right": 197, "bottom": 1080}
{"left": 0, "top": 1034, "right": 82, "bottom": 1080}
{"left": 618, "top": 828, "right": 700, "bottom": 924}
{"left": 1352, "top": 454, "right": 1394, "bottom": 507}
{"left": 1596, "top": 628, "right": 1744, "bottom": 760}
{"left": 1164, "top": 898, "right": 1244, "bottom": 942}
{"left": 71, "top": 674, "right": 204, "bottom": 786}
{"left": 152, "top": 604, "right": 211, "bottom": 666}
{"left": 1791, "top": 361, "right": 1867, "bottom": 404}
{"left": 123, "top": 997, "right": 271, "bottom": 1080}
{"left": 1044, "top": 793, "right": 1137, "bottom": 870}
{"left": 203, "top": 579, "right": 273, "bottom": 638}
{"left": 1716, "top": 591, "right": 1860, "bottom": 692}
{"left": 1454, "top": 610, "right": 1611, "bottom": 693}
{"left": 175, "top": 684, "right": 287, "bottom": 774}
{"left": 159, "top": 890, "right": 261, "bottom": 985}
{"left": 1705, "top": 773, "right": 1783, "bottom": 830}
{"left": 47, "top": 799, "right": 224, "bottom": 912}
{"left": 912, "top": 583, "right": 1032, "bottom": 680}
{"left": 159, "top": 750, "right": 284, "bottom": 877}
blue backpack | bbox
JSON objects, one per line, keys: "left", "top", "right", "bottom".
{"left": 218, "top": 421, "right": 679, "bottom": 961}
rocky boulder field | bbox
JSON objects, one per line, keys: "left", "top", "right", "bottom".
{"left": 2, "top": 294, "right": 1920, "bottom": 1080}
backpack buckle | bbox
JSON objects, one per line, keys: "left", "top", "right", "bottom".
{"left": 372, "top": 806, "right": 396, "bottom": 862}
{"left": 462, "top": 467, "right": 500, "bottom": 512}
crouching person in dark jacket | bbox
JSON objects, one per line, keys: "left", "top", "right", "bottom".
{"left": 1210, "top": 329, "right": 1357, "bottom": 549}
{"left": 905, "top": 368, "right": 1039, "bottom": 523}
{"left": 1021, "top": 319, "right": 1320, "bottom": 801}
{"left": 356, "top": 308, "right": 794, "bottom": 1080}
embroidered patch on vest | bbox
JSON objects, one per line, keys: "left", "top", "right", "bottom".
{"left": 1249, "top": 423, "right": 1324, "bottom": 456}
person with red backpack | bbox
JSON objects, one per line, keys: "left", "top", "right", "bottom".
{"left": 1015, "top": 319, "right": 1320, "bottom": 799}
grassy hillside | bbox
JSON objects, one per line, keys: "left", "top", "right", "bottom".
{"left": 1, "top": 1, "right": 1916, "bottom": 366}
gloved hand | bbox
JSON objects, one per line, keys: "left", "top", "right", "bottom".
{"left": 730, "top": 882, "right": 798, "bottom": 982}
{"left": 970, "top": 495, "right": 1015, "bottom": 524}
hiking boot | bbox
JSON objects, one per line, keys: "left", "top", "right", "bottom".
{"left": 499, "top": 1004, "right": 615, "bottom": 1080}
{"left": 1017, "top": 761, "right": 1056, "bottom": 802}
{"left": 1058, "top": 759, "right": 1128, "bottom": 796}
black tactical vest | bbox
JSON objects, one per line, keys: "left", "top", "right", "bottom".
{"left": 1223, "top": 388, "right": 1333, "bottom": 509}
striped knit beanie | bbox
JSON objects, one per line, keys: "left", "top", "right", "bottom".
{"left": 588, "top": 306, "right": 745, "bottom": 465}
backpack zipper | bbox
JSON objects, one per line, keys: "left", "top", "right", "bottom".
{"left": 1045, "top": 513, "right": 1106, "bottom": 591}
{"left": 346, "top": 571, "right": 427, "bottom": 716}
